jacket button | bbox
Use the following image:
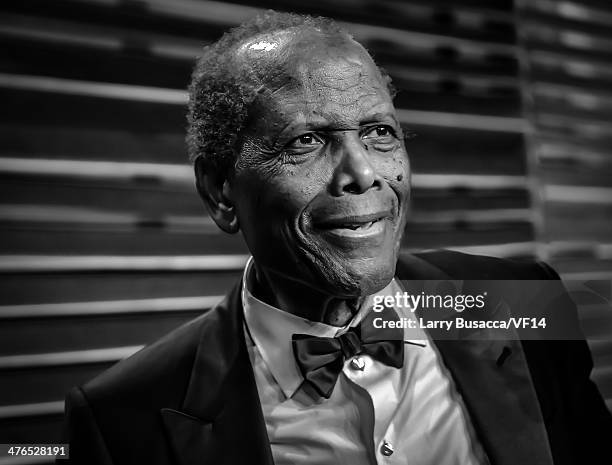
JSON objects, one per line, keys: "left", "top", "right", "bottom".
{"left": 350, "top": 357, "right": 365, "bottom": 371}
{"left": 381, "top": 440, "right": 394, "bottom": 456}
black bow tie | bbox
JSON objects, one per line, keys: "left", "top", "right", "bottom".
{"left": 292, "top": 305, "right": 404, "bottom": 399}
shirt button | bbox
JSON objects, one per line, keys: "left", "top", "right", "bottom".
{"left": 350, "top": 357, "right": 365, "bottom": 371}
{"left": 381, "top": 440, "right": 394, "bottom": 457}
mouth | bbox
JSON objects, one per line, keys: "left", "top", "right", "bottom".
{"left": 313, "top": 211, "right": 392, "bottom": 238}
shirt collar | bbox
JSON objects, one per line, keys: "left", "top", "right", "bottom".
{"left": 241, "top": 257, "right": 405, "bottom": 399}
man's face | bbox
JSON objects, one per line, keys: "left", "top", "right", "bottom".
{"left": 229, "top": 31, "right": 411, "bottom": 297}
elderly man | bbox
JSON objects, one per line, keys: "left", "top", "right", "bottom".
{"left": 62, "top": 11, "right": 611, "bottom": 465}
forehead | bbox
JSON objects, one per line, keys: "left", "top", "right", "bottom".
{"left": 235, "top": 27, "right": 359, "bottom": 67}
{"left": 235, "top": 28, "right": 392, "bottom": 126}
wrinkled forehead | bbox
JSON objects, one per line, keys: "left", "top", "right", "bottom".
{"left": 232, "top": 27, "right": 383, "bottom": 91}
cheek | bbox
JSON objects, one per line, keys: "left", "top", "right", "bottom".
{"left": 377, "top": 148, "right": 411, "bottom": 198}
{"left": 234, "top": 168, "right": 316, "bottom": 228}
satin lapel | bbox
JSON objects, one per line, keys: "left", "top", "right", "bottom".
{"left": 421, "top": 290, "right": 554, "bottom": 465}
{"left": 161, "top": 283, "right": 274, "bottom": 465}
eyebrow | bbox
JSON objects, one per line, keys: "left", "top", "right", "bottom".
{"left": 359, "top": 111, "right": 399, "bottom": 127}
{"left": 294, "top": 111, "right": 398, "bottom": 132}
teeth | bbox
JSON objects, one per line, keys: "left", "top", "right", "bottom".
{"left": 340, "top": 221, "right": 375, "bottom": 230}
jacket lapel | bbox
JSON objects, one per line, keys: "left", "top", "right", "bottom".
{"left": 397, "top": 255, "right": 554, "bottom": 465}
{"left": 433, "top": 323, "right": 554, "bottom": 465}
{"left": 161, "top": 283, "right": 274, "bottom": 465}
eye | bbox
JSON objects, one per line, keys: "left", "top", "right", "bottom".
{"left": 362, "top": 125, "right": 396, "bottom": 142}
{"left": 288, "top": 133, "right": 324, "bottom": 147}
{"left": 374, "top": 126, "right": 390, "bottom": 137}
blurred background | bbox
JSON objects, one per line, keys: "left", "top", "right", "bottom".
{"left": 1, "top": 0, "right": 611, "bottom": 451}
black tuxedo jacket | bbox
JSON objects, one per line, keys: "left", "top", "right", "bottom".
{"left": 62, "top": 251, "right": 612, "bottom": 465}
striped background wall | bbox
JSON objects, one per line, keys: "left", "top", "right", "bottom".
{"left": 0, "top": 0, "right": 610, "bottom": 453}
{"left": 515, "top": 0, "right": 612, "bottom": 415}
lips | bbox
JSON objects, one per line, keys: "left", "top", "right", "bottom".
{"left": 313, "top": 211, "right": 392, "bottom": 234}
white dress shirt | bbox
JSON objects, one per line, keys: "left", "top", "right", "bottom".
{"left": 242, "top": 258, "right": 489, "bottom": 465}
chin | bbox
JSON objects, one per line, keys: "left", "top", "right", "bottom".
{"left": 304, "top": 247, "right": 398, "bottom": 297}
{"left": 347, "top": 258, "right": 397, "bottom": 296}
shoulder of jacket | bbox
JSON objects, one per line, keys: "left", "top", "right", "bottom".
{"left": 80, "top": 295, "right": 232, "bottom": 405}
{"left": 398, "top": 249, "right": 555, "bottom": 280}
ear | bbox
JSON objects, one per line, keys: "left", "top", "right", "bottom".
{"left": 194, "top": 157, "right": 239, "bottom": 234}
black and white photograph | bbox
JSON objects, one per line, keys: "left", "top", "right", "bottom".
{"left": 1, "top": 1, "right": 612, "bottom": 464}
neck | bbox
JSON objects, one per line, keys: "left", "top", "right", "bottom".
{"left": 252, "top": 265, "right": 366, "bottom": 327}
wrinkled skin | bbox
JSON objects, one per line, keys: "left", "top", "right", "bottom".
{"left": 197, "top": 28, "right": 411, "bottom": 325}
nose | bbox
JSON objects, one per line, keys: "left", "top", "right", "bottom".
{"left": 331, "top": 133, "right": 383, "bottom": 196}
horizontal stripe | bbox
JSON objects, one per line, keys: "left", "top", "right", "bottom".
{"left": 592, "top": 365, "right": 612, "bottom": 383}
{"left": 537, "top": 113, "right": 612, "bottom": 137}
{"left": 589, "top": 340, "right": 612, "bottom": 357}
{"left": 374, "top": 65, "right": 519, "bottom": 89}
{"left": 0, "top": 401, "right": 64, "bottom": 421}
{"left": 530, "top": 50, "right": 612, "bottom": 79}
{"left": 0, "top": 455, "right": 55, "bottom": 465}
{"left": 544, "top": 185, "right": 612, "bottom": 204}
{"left": 0, "top": 204, "right": 163, "bottom": 226}
{"left": 0, "top": 346, "right": 142, "bottom": 370}
{"left": 442, "top": 241, "right": 537, "bottom": 257}
{"left": 522, "top": 20, "right": 612, "bottom": 51}
{"left": 397, "top": 109, "right": 528, "bottom": 133}
{"left": 538, "top": 144, "right": 610, "bottom": 165}
{"left": 9, "top": 244, "right": 593, "bottom": 273}
{"left": 0, "top": 205, "right": 220, "bottom": 234}
{"left": 0, "top": 295, "right": 223, "bottom": 319}
{"left": 561, "top": 271, "right": 612, "bottom": 281}
{"left": 0, "top": 157, "right": 529, "bottom": 189}
{"left": 412, "top": 174, "right": 527, "bottom": 189}
{"left": 547, "top": 241, "right": 612, "bottom": 260}
{"left": 578, "top": 304, "right": 612, "bottom": 322}
{"left": 0, "top": 73, "right": 187, "bottom": 104}
{"left": 534, "top": 83, "right": 612, "bottom": 110}
{"left": 526, "top": 0, "right": 612, "bottom": 27}
{"left": 0, "top": 255, "right": 248, "bottom": 272}
{"left": 0, "top": 157, "right": 193, "bottom": 181}
{"left": 0, "top": 204, "right": 533, "bottom": 228}
{"left": 0, "top": 14, "right": 203, "bottom": 60}
{"left": 0, "top": 22, "right": 121, "bottom": 50}
{"left": 13, "top": 244, "right": 604, "bottom": 273}
{"left": 412, "top": 209, "right": 533, "bottom": 223}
